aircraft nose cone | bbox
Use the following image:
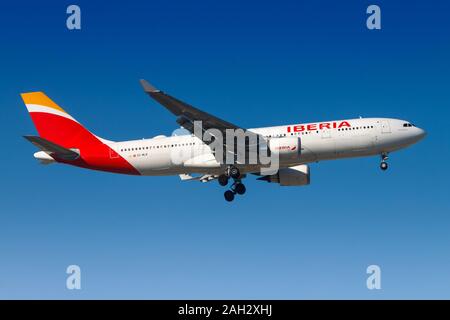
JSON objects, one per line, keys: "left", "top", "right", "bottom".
{"left": 416, "top": 128, "right": 427, "bottom": 141}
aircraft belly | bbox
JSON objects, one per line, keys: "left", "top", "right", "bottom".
{"left": 127, "top": 151, "right": 174, "bottom": 172}
{"left": 336, "top": 135, "right": 374, "bottom": 155}
{"left": 304, "top": 140, "right": 335, "bottom": 160}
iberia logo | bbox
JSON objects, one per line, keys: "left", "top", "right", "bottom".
{"left": 287, "top": 121, "right": 351, "bottom": 133}
{"left": 277, "top": 145, "right": 297, "bottom": 151}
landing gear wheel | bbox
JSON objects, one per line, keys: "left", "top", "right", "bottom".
{"left": 234, "top": 183, "right": 246, "bottom": 195}
{"left": 380, "top": 162, "right": 388, "bottom": 171}
{"left": 229, "top": 166, "right": 240, "bottom": 179}
{"left": 224, "top": 190, "right": 235, "bottom": 202}
{"left": 218, "top": 174, "right": 229, "bottom": 186}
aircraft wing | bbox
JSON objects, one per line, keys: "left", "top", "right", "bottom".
{"left": 140, "top": 79, "right": 264, "bottom": 164}
{"left": 140, "top": 79, "right": 240, "bottom": 134}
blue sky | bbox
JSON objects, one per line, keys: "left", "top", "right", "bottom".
{"left": 1, "top": 0, "right": 450, "bottom": 299}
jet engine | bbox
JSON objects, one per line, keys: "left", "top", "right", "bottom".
{"left": 258, "top": 164, "right": 310, "bottom": 186}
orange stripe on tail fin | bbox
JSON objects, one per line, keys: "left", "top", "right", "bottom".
{"left": 21, "top": 92, "right": 67, "bottom": 113}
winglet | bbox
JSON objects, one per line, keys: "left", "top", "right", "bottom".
{"left": 139, "top": 79, "right": 160, "bottom": 93}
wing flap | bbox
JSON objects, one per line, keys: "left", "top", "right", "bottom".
{"left": 179, "top": 174, "right": 218, "bottom": 183}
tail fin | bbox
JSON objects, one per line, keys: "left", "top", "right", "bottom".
{"left": 21, "top": 91, "right": 140, "bottom": 175}
{"left": 21, "top": 92, "right": 92, "bottom": 149}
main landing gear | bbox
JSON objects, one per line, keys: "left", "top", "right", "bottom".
{"left": 380, "top": 153, "right": 389, "bottom": 171}
{"left": 218, "top": 165, "right": 246, "bottom": 202}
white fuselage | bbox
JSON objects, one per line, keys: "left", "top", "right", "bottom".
{"left": 108, "top": 118, "right": 426, "bottom": 176}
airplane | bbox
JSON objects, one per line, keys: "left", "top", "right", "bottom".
{"left": 21, "top": 79, "right": 426, "bottom": 201}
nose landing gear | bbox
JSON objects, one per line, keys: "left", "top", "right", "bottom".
{"left": 380, "top": 153, "right": 389, "bottom": 171}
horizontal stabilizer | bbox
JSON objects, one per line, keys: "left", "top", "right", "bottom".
{"left": 23, "top": 135, "right": 80, "bottom": 161}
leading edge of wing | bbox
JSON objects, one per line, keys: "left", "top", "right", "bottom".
{"left": 139, "top": 79, "right": 240, "bottom": 130}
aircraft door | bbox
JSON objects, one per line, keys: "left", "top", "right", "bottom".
{"left": 381, "top": 120, "right": 391, "bottom": 134}
{"left": 321, "top": 129, "right": 331, "bottom": 139}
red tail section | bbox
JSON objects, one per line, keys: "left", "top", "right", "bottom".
{"left": 21, "top": 92, "right": 139, "bottom": 175}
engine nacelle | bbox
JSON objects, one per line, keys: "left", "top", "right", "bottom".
{"left": 268, "top": 137, "right": 301, "bottom": 160}
{"left": 259, "top": 164, "right": 310, "bottom": 186}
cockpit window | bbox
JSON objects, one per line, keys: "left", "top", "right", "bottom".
{"left": 403, "top": 123, "right": 413, "bottom": 127}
